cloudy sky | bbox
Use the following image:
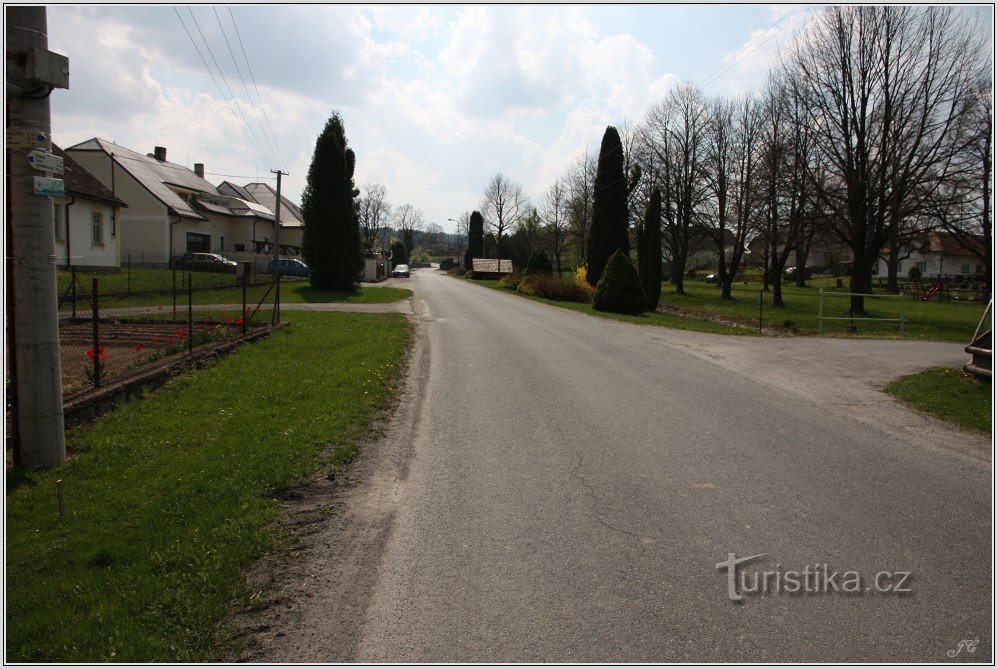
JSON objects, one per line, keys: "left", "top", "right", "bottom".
{"left": 46, "top": 4, "right": 990, "bottom": 233}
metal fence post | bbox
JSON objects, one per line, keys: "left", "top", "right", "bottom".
{"left": 187, "top": 273, "right": 193, "bottom": 355}
{"left": 127, "top": 253, "right": 131, "bottom": 294}
{"left": 92, "top": 278, "right": 100, "bottom": 387}
{"left": 71, "top": 266, "right": 77, "bottom": 319}
{"left": 818, "top": 289, "right": 824, "bottom": 335}
{"left": 758, "top": 289, "right": 763, "bottom": 333}
{"left": 242, "top": 264, "right": 248, "bottom": 336}
{"left": 899, "top": 293, "right": 905, "bottom": 338}
{"left": 172, "top": 268, "right": 177, "bottom": 319}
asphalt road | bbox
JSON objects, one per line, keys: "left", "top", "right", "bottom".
{"left": 344, "top": 270, "right": 992, "bottom": 662}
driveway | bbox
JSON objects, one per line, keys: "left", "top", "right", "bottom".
{"left": 249, "top": 267, "right": 991, "bottom": 663}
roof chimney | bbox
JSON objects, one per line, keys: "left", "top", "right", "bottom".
{"left": 194, "top": 163, "right": 204, "bottom": 178}
{"left": 153, "top": 146, "right": 166, "bottom": 162}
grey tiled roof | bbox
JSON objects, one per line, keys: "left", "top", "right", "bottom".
{"left": 243, "top": 182, "right": 303, "bottom": 228}
{"left": 66, "top": 138, "right": 217, "bottom": 221}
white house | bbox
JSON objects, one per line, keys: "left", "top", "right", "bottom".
{"left": 65, "top": 139, "right": 275, "bottom": 266}
{"left": 878, "top": 231, "right": 986, "bottom": 279}
{"left": 52, "top": 145, "right": 127, "bottom": 269}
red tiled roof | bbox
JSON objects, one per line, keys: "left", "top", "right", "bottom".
{"left": 920, "top": 231, "right": 984, "bottom": 256}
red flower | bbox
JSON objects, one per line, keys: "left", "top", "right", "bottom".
{"left": 97, "top": 345, "right": 105, "bottom": 354}
{"left": 134, "top": 344, "right": 142, "bottom": 352}
{"left": 153, "top": 336, "right": 160, "bottom": 345}
{"left": 175, "top": 329, "right": 184, "bottom": 339}
{"left": 157, "top": 306, "right": 163, "bottom": 311}
{"left": 86, "top": 348, "right": 94, "bottom": 358}
{"left": 99, "top": 350, "right": 107, "bottom": 361}
{"left": 236, "top": 317, "right": 244, "bottom": 325}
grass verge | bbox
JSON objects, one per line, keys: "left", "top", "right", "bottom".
{"left": 463, "top": 276, "right": 753, "bottom": 336}
{"left": 885, "top": 367, "right": 992, "bottom": 432}
{"left": 7, "top": 310, "right": 410, "bottom": 662}
{"left": 659, "top": 277, "right": 983, "bottom": 343}
{"left": 60, "top": 280, "right": 412, "bottom": 313}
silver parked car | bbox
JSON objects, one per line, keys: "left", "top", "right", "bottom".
{"left": 392, "top": 264, "right": 410, "bottom": 278}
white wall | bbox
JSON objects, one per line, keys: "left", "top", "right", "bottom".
{"left": 878, "top": 251, "right": 983, "bottom": 278}
{"left": 53, "top": 197, "right": 120, "bottom": 268}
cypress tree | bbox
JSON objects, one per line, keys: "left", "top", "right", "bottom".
{"left": 639, "top": 187, "right": 663, "bottom": 310}
{"left": 464, "top": 210, "right": 484, "bottom": 270}
{"left": 302, "top": 112, "right": 362, "bottom": 290}
{"left": 586, "top": 126, "right": 629, "bottom": 286}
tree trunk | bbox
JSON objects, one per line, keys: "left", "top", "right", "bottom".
{"left": 772, "top": 269, "right": 784, "bottom": 307}
{"left": 886, "top": 246, "right": 900, "bottom": 293}
{"left": 849, "top": 254, "right": 871, "bottom": 315}
{"left": 793, "top": 246, "right": 810, "bottom": 287}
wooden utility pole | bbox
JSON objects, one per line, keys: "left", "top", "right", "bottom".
{"left": 6, "top": 6, "right": 70, "bottom": 469}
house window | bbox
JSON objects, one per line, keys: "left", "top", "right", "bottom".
{"left": 220, "top": 236, "right": 225, "bottom": 251}
{"left": 917, "top": 261, "right": 927, "bottom": 272}
{"left": 91, "top": 210, "right": 104, "bottom": 246}
{"left": 961, "top": 263, "right": 971, "bottom": 274}
{"left": 53, "top": 202, "right": 62, "bottom": 241}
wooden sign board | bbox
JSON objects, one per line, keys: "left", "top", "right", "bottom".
{"left": 472, "top": 258, "right": 513, "bottom": 274}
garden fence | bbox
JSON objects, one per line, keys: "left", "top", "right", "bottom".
{"left": 58, "top": 265, "right": 285, "bottom": 395}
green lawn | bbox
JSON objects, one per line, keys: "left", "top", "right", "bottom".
{"left": 59, "top": 273, "right": 411, "bottom": 312}
{"left": 465, "top": 277, "right": 753, "bottom": 336}
{"left": 658, "top": 276, "right": 985, "bottom": 343}
{"left": 885, "top": 367, "right": 992, "bottom": 433}
{"left": 7, "top": 310, "right": 411, "bottom": 662}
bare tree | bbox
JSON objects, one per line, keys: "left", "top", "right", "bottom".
{"left": 543, "top": 179, "right": 569, "bottom": 274}
{"left": 566, "top": 149, "right": 597, "bottom": 266}
{"left": 358, "top": 183, "right": 391, "bottom": 255}
{"left": 704, "top": 94, "right": 761, "bottom": 299}
{"left": 639, "top": 82, "right": 710, "bottom": 294}
{"left": 394, "top": 203, "right": 424, "bottom": 262}
{"left": 784, "top": 6, "right": 986, "bottom": 313}
{"left": 480, "top": 173, "right": 527, "bottom": 260}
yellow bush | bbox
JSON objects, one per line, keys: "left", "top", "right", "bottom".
{"left": 575, "top": 266, "right": 595, "bottom": 300}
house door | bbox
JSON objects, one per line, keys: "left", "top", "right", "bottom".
{"left": 186, "top": 232, "right": 210, "bottom": 253}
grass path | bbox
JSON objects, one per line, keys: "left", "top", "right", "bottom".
{"left": 6, "top": 311, "right": 410, "bottom": 662}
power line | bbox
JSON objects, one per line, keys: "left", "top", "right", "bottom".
{"left": 175, "top": 6, "right": 274, "bottom": 170}
{"left": 698, "top": 6, "right": 803, "bottom": 90}
{"left": 212, "top": 7, "right": 282, "bottom": 169}
{"left": 227, "top": 7, "right": 288, "bottom": 169}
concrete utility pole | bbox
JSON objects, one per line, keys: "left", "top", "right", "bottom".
{"left": 271, "top": 169, "right": 287, "bottom": 321}
{"left": 6, "top": 6, "right": 69, "bottom": 469}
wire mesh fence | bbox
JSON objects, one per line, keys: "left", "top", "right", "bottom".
{"left": 58, "top": 264, "right": 283, "bottom": 396}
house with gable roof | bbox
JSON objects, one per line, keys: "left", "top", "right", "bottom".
{"left": 64, "top": 139, "right": 276, "bottom": 266}
{"left": 218, "top": 181, "right": 304, "bottom": 254}
{"left": 51, "top": 145, "right": 128, "bottom": 269}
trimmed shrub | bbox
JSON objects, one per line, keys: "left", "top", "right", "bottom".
{"left": 439, "top": 258, "right": 455, "bottom": 271}
{"left": 525, "top": 248, "right": 553, "bottom": 274}
{"left": 498, "top": 272, "right": 521, "bottom": 290}
{"left": 517, "top": 274, "right": 590, "bottom": 302}
{"left": 593, "top": 250, "right": 646, "bottom": 315}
